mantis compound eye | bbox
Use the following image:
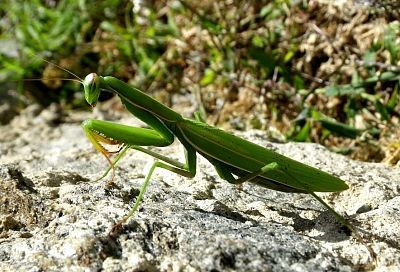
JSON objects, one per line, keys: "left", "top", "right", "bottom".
{"left": 83, "top": 73, "right": 101, "bottom": 106}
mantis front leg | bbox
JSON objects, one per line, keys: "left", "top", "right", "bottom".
{"left": 82, "top": 119, "right": 197, "bottom": 224}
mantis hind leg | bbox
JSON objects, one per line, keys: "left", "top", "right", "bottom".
{"left": 215, "top": 160, "right": 350, "bottom": 227}
{"left": 211, "top": 160, "right": 375, "bottom": 260}
{"left": 283, "top": 171, "right": 376, "bottom": 260}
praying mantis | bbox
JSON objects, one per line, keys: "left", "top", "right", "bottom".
{"left": 71, "top": 71, "right": 373, "bottom": 259}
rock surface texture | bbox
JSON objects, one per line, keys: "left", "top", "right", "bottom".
{"left": 0, "top": 105, "right": 399, "bottom": 271}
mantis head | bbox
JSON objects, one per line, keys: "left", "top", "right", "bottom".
{"left": 83, "top": 73, "right": 102, "bottom": 106}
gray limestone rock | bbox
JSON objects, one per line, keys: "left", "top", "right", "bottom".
{"left": 0, "top": 105, "right": 399, "bottom": 271}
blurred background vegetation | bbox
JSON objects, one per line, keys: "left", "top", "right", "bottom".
{"left": 0, "top": 0, "right": 399, "bottom": 164}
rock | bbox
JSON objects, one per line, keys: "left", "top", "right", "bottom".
{"left": 0, "top": 108, "right": 399, "bottom": 271}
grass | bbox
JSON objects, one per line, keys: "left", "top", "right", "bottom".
{"left": 0, "top": 0, "right": 399, "bottom": 162}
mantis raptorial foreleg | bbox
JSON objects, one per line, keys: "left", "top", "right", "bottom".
{"left": 83, "top": 118, "right": 174, "bottom": 184}
{"left": 82, "top": 118, "right": 200, "bottom": 226}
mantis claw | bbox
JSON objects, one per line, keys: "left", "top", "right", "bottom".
{"left": 82, "top": 123, "right": 122, "bottom": 185}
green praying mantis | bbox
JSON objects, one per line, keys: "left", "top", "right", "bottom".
{"left": 80, "top": 74, "right": 354, "bottom": 227}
